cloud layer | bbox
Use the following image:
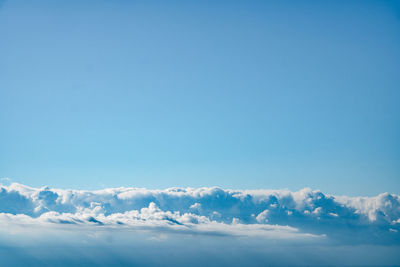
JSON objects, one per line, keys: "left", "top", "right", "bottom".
{"left": 1, "top": 183, "right": 400, "bottom": 266}
{"left": 1, "top": 183, "right": 399, "bottom": 242}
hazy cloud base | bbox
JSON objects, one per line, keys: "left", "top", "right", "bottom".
{"left": 1, "top": 183, "right": 399, "bottom": 266}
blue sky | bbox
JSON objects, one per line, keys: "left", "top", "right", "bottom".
{"left": 1, "top": 0, "right": 399, "bottom": 195}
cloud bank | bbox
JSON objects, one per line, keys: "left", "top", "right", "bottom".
{"left": 1, "top": 183, "right": 400, "bottom": 266}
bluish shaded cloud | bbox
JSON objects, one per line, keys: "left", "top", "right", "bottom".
{"left": 0, "top": 183, "right": 400, "bottom": 266}
{"left": 0, "top": 183, "right": 399, "bottom": 243}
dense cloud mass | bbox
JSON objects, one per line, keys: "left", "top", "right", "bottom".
{"left": 1, "top": 183, "right": 399, "bottom": 241}
{"left": 1, "top": 183, "right": 400, "bottom": 266}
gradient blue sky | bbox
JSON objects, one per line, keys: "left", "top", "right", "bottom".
{"left": 1, "top": 0, "right": 399, "bottom": 195}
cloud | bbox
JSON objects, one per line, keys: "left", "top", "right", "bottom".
{"left": 0, "top": 183, "right": 400, "bottom": 266}
{"left": 0, "top": 183, "right": 399, "bottom": 243}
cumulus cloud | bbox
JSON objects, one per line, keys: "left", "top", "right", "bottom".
{"left": 1, "top": 184, "right": 399, "bottom": 239}
{"left": 0, "top": 183, "right": 400, "bottom": 266}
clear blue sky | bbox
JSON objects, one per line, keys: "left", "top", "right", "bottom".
{"left": 1, "top": 0, "right": 399, "bottom": 195}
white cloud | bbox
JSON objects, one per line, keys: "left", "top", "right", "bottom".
{"left": 0, "top": 183, "right": 400, "bottom": 266}
{"left": 256, "top": 210, "right": 269, "bottom": 223}
{"left": 0, "top": 183, "right": 399, "bottom": 243}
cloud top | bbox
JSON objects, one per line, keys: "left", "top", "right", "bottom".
{"left": 0, "top": 183, "right": 399, "bottom": 244}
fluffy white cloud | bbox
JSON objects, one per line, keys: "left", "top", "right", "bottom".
{"left": 1, "top": 183, "right": 400, "bottom": 266}
{"left": 0, "top": 183, "right": 399, "bottom": 243}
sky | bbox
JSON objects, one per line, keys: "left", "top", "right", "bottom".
{"left": 1, "top": 0, "right": 400, "bottom": 195}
